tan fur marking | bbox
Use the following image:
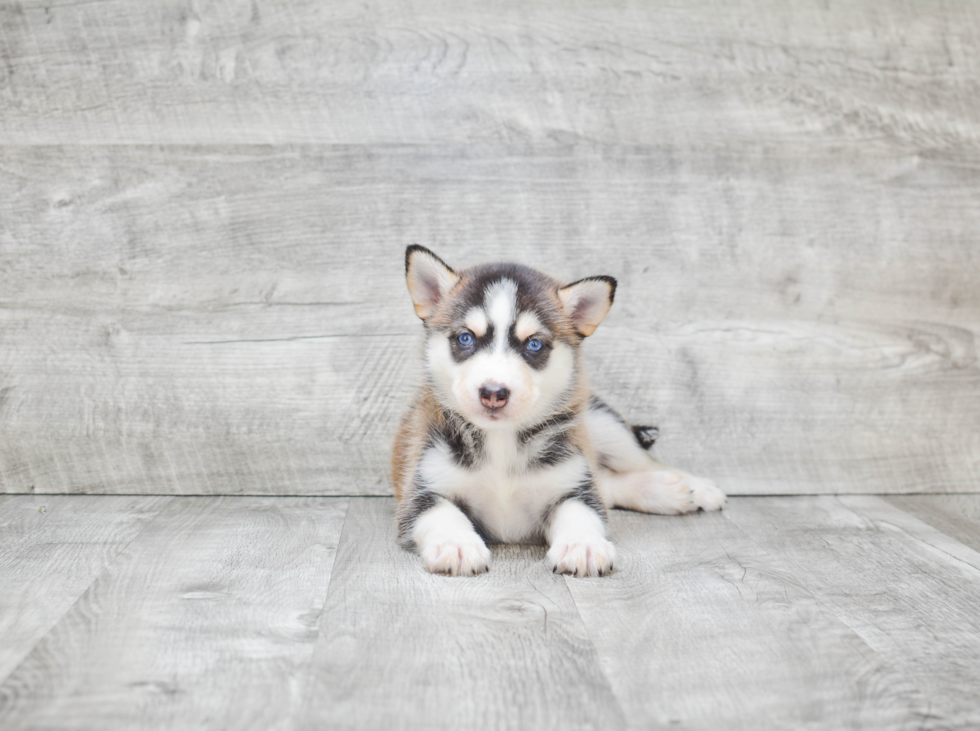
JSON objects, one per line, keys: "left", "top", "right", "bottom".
{"left": 562, "top": 374, "right": 598, "bottom": 473}
{"left": 392, "top": 392, "right": 433, "bottom": 497}
{"left": 515, "top": 311, "right": 544, "bottom": 341}
{"left": 464, "top": 308, "right": 489, "bottom": 337}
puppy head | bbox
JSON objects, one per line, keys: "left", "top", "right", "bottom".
{"left": 405, "top": 246, "right": 616, "bottom": 429}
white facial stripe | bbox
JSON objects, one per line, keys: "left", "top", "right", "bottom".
{"left": 485, "top": 279, "right": 517, "bottom": 352}
{"left": 464, "top": 307, "right": 489, "bottom": 337}
{"left": 515, "top": 311, "right": 543, "bottom": 341}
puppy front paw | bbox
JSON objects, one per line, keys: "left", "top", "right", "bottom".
{"left": 548, "top": 537, "right": 616, "bottom": 577}
{"left": 420, "top": 536, "right": 491, "bottom": 577}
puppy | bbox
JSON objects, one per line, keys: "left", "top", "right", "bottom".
{"left": 392, "top": 246, "right": 726, "bottom": 577}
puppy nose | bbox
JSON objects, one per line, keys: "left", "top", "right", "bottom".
{"left": 479, "top": 383, "right": 510, "bottom": 410}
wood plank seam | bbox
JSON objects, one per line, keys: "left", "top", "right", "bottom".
{"left": 0, "top": 496, "right": 174, "bottom": 688}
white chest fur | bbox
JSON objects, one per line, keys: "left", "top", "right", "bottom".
{"left": 418, "top": 430, "right": 590, "bottom": 543}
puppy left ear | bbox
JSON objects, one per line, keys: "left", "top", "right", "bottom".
{"left": 405, "top": 245, "right": 459, "bottom": 320}
{"left": 558, "top": 276, "right": 617, "bottom": 337}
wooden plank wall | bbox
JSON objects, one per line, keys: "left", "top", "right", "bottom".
{"left": 1, "top": 0, "right": 978, "bottom": 496}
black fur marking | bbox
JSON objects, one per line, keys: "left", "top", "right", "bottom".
{"left": 432, "top": 410, "right": 486, "bottom": 469}
{"left": 397, "top": 481, "right": 440, "bottom": 547}
{"left": 508, "top": 323, "right": 552, "bottom": 370}
{"left": 520, "top": 409, "right": 580, "bottom": 470}
{"left": 588, "top": 395, "right": 627, "bottom": 426}
{"left": 631, "top": 425, "right": 660, "bottom": 450}
{"left": 568, "top": 477, "right": 608, "bottom": 519}
{"left": 542, "top": 474, "right": 607, "bottom": 526}
{"left": 589, "top": 396, "right": 659, "bottom": 451}
{"left": 447, "top": 263, "right": 564, "bottom": 335}
{"left": 528, "top": 432, "right": 578, "bottom": 470}
{"left": 449, "top": 323, "right": 495, "bottom": 363}
{"left": 451, "top": 497, "right": 497, "bottom": 544}
{"left": 517, "top": 410, "right": 576, "bottom": 445}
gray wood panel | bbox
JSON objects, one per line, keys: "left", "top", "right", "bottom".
{"left": 1, "top": 145, "right": 978, "bottom": 495}
{"left": 3, "top": 145, "right": 979, "bottom": 322}
{"left": 724, "top": 496, "right": 980, "bottom": 728}
{"left": 0, "top": 496, "right": 349, "bottom": 730}
{"left": 882, "top": 495, "right": 980, "bottom": 554}
{"left": 2, "top": 1, "right": 979, "bottom": 146}
{"left": 0, "top": 495, "right": 169, "bottom": 682}
{"left": 301, "top": 497, "right": 627, "bottom": 731}
{"left": 564, "top": 505, "right": 929, "bottom": 730}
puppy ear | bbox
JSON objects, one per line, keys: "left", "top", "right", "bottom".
{"left": 405, "top": 245, "right": 459, "bottom": 320}
{"left": 558, "top": 276, "right": 617, "bottom": 336}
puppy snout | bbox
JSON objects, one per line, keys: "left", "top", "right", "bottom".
{"left": 479, "top": 383, "right": 510, "bottom": 410}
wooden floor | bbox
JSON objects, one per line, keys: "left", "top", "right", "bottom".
{"left": 2, "top": 494, "right": 979, "bottom": 730}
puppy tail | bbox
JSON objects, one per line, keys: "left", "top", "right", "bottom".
{"left": 630, "top": 425, "right": 659, "bottom": 451}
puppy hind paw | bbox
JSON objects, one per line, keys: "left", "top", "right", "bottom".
{"left": 631, "top": 470, "right": 699, "bottom": 515}
{"left": 547, "top": 538, "right": 616, "bottom": 578}
{"left": 420, "top": 538, "right": 491, "bottom": 577}
{"left": 622, "top": 470, "right": 726, "bottom": 514}
{"left": 686, "top": 474, "right": 727, "bottom": 511}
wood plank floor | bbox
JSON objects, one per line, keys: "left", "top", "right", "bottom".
{"left": 1, "top": 495, "right": 978, "bottom": 730}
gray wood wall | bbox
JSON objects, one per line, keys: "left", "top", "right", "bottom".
{"left": 1, "top": 0, "right": 978, "bottom": 496}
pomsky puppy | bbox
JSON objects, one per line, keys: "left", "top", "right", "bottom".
{"left": 392, "top": 246, "right": 726, "bottom": 577}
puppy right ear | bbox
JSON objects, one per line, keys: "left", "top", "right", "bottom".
{"left": 405, "top": 245, "right": 459, "bottom": 320}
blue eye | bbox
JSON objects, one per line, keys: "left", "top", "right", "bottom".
{"left": 457, "top": 332, "right": 474, "bottom": 347}
{"left": 527, "top": 338, "right": 543, "bottom": 352}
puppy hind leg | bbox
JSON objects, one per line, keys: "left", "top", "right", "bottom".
{"left": 596, "top": 463, "right": 727, "bottom": 514}
{"left": 597, "top": 469, "right": 697, "bottom": 514}
{"left": 585, "top": 397, "right": 659, "bottom": 474}
{"left": 586, "top": 397, "right": 726, "bottom": 513}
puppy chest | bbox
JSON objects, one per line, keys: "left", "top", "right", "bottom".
{"left": 420, "top": 437, "right": 590, "bottom": 542}
{"left": 452, "top": 472, "right": 555, "bottom": 542}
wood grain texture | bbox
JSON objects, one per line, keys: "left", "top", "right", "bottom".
{"left": 841, "top": 495, "right": 980, "bottom": 574}
{"left": 0, "top": 496, "right": 349, "bottom": 731}
{"left": 882, "top": 494, "right": 980, "bottom": 554}
{"left": 2, "top": 1, "right": 980, "bottom": 147}
{"left": 1, "top": 144, "right": 978, "bottom": 495}
{"left": 3, "top": 495, "right": 980, "bottom": 729}
{"left": 301, "top": 497, "right": 627, "bottom": 731}
{"left": 563, "top": 504, "right": 930, "bottom": 730}
{"left": 0, "top": 495, "right": 169, "bottom": 683}
{"left": 725, "top": 496, "right": 980, "bottom": 728}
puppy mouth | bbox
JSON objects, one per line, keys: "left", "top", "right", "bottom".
{"left": 480, "top": 404, "right": 507, "bottom": 420}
